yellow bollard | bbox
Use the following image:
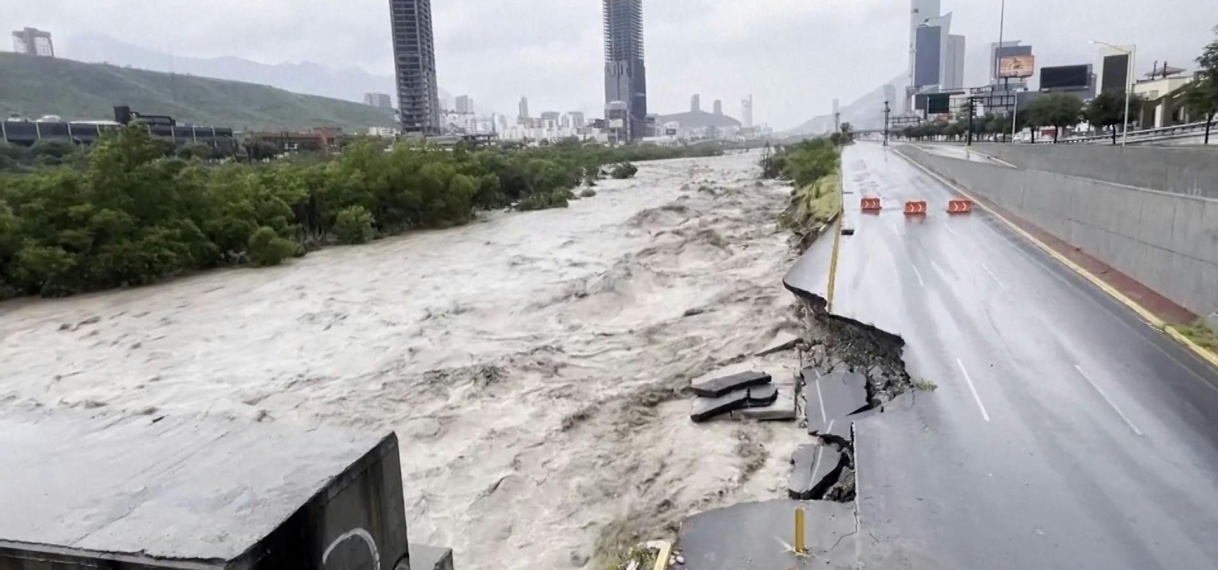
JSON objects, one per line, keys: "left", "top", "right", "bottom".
{"left": 794, "top": 508, "right": 807, "bottom": 555}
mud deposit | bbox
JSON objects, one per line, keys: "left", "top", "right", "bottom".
{"left": 0, "top": 152, "right": 804, "bottom": 569}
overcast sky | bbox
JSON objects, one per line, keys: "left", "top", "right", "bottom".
{"left": 6, "top": 0, "right": 1215, "bottom": 129}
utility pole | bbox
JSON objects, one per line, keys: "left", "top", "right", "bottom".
{"left": 966, "top": 97, "right": 975, "bottom": 146}
{"left": 883, "top": 101, "right": 891, "bottom": 146}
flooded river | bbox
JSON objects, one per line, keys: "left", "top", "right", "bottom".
{"left": 0, "top": 151, "right": 807, "bottom": 569}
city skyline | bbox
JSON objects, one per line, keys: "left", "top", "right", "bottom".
{"left": 6, "top": 0, "right": 1216, "bottom": 130}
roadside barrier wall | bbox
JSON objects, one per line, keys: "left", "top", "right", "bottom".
{"left": 974, "top": 143, "right": 1218, "bottom": 199}
{"left": 901, "top": 146, "right": 1218, "bottom": 319}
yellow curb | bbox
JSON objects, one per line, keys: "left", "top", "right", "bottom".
{"left": 1166, "top": 327, "right": 1218, "bottom": 370}
{"left": 651, "top": 541, "right": 672, "bottom": 570}
{"left": 892, "top": 148, "right": 1218, "bottom": 372}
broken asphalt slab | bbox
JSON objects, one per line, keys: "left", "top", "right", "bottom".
{"left": 691, "top": 384, "right": 781, "bottom": 423}
{"left": 788, "top": 443, "right": 845, "bottom": 500}
{"left": 754, "top": 331, "right": 800, "bottom": 356}
{"left": 677, "top": 499, "right": 858, "bottom": 570}
{"left": 732, "top": 385, "right": 797, "bottom": 421}
{"left": 690, "top": 370, "right": 771, "bottom": 398}
{"left": 804, "top": 368, "right": 869, "bottom": 435}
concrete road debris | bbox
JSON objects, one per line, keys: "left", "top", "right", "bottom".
{"left": 754, "top": 331, "right": 800, "bottom": 356}
{"left": 690, "top": 370, "right": 772, "bottom": 398}
{"left": 803, "top": 369, "right": 870, "bottom": 436}
{"left": 730, "top": 385, "right": 797, "bottom": 421}
{"left": 788, "top": 442, "right": 846, "bottom": 500}
{"left": 410, "top": 543, "right": 455, "bottom": 570}
{"left": 689, "top": 382, "right": 779, "bottom": 423}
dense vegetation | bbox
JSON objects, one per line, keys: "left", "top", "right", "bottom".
{"left": 0, "top": 52, "right": 397, "bottom": 131}
{"left": 761, "top": 138, "right": 844, "bottom": 241}
{"left": 0, "top": 124, "right": 722, "bottom": 299}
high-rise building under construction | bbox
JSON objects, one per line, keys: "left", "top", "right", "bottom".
{"left": 603, "top": 0, "right": 647, "bottom": 141}
{"left": 389, "top": 0, "right": 441, "bottom": 135}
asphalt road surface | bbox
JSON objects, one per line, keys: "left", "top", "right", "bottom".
{"left": 786, "top": 143, "right": 1218, "bottom": 570}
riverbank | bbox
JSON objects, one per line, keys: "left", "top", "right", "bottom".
{"left": 0, "top": 151, "right": 802, "bottom": 570}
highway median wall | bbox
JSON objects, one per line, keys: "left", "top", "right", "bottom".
{"left": 899, "top": 146, "right": 1218, "bottom": 320}
{"left": 973, "top": 144, "right": 1218, "bottom": 200}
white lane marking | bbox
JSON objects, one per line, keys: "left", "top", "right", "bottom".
{"left": 945, "top": 224, "right": 957, "bottom": 236}
{"left": 956, "top": 358, "right": 991, "bottom": 422}
{"left": 981, "top": 263, "right": 1005, "bottom": 288}
{"left": 911, "top": 264, "right": 926, "bottom": 288}
{"left": 887, "top": 219, "right": 898, "bottom": 234}
{"left": 1074, "top": 364, "right": 1144, "bottom": 437}
{"left": 813, "top": 419, "right": 835, "bottom": 481}
{"left": 814, "top": 369, "right": 828, "bottom": 424}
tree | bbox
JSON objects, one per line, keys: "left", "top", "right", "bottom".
{"left": 1184, "top": 78, "right": 1217, "bottom": 144}
{"left": 1024, "top": 94, "right": 1083, "bottom": 142}
{"left": 1186, "top": 26, "right": 1218, "bottom": 145}
{"left": 1086, "top": 91, "right": 1139, "bottom": 145}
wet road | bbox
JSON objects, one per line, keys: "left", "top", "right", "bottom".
{"left": 786, "top": 143, "right": 1218, "bottom": 569}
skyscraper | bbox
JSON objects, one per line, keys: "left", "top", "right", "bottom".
{"left": 455, "top": 95, "right": 473, "bottom": 114}
{"left": 518, "top": 96, "right": 530, "bottom": 124}
{"left": 946, "top": 35, "right": 966, "bottom": 90}
{"left": 364, "top": 93, "right": 393, "bottom": 108}
{"left": 713, "top": 100, "right": 723, "bottom": 115}
{"left": 691, "top": 94, "right": 701, "bottom": 113}
{"left": 11, "top": 27, "right": 54, "bottom": 57}
{"left": 389, "top": 0, "right": 441, "bottom": 135}
{"left": 741, "top": 95, "right": 753, "bottom": 129}
{"left": 603, "top": 0, "right": 647, "bottom": 141}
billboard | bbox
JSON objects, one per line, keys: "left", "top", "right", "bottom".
{"left": 609, "top": 118, "right": 625, "bottom": 129}
{"left": 926, "top": 93, "right": 952, "bottom": 114}
{"left": 999, "top": 54, "right": 1036, "bottom": 78}
{"left": 1101, "top": 54, "right": 1130, "bottom": 92}
{"left": 1040, "top": 65, "right": 1091, "bottom": 90}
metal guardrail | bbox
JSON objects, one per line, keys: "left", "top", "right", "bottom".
{"left": 1032, "top": 120, "right": 1210, "bottom": 145}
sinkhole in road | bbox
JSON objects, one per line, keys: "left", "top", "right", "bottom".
{"left": 791, "top": 288, "right": 913, "bottom": 503}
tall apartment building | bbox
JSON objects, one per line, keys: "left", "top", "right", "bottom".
{"left": 518, "top": 96, "right": 530, "bottom": 124}
{"left": 691, "top": 94, "right": 701, "bottom": 113}
{"left": 455, "top": 95, "right": 473, "bottom": 114}
{"left": 364, "top": 92, "right": 393, "bottom": 108}
{"left": 741, "top": 95, "right": 753, "bottom": 129}
{"left": 12, "top": 27, "right": 54, "bottom": 57}
{"left": 603, "top": 0, "right": 647, "bottom": 141}
{"left": 389, "top": 0, "right": 441, "bottom": 135}
{"left": 568, "top": 111, "right": 586, "bottom": 128}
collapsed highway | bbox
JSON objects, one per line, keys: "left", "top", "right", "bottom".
{"left": 786, "top": 142, "right": 1218, "bottom": 569}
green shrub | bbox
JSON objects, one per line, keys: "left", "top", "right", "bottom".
{"left": 333, "top": 205, "right": 375, "bottom": 245}
{"left": 610, "top": 162, "right": 639, "bottom": 179}
{"left": 247, "top": 226, "right": 297, "bottom": 266}
{"left": 517, "top": 190, "right": 573, "bottom": 211}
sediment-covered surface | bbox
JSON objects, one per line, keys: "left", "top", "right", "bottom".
{"left": 0, "top": 152, "right": 808, "bottom": 570}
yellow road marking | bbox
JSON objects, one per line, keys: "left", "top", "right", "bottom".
{"left": 826, "top": 171, "right": 844, "bottom": 311}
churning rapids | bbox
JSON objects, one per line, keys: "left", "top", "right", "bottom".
{"left": 0, "top": 151, "right": 810, "bottom": 569}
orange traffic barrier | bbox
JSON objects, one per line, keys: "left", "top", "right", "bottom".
{"left": 860, "top": 197, "right": 882, "bottom": 212}
{"left": 947, "top": 199, "right": 974, "bottom": 214}
{"left": 903, "top": 200, "right": 928, "bottom": 215}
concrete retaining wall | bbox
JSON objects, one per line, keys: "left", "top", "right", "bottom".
{"left": 974, "top": 144, "right": 1218, "bottom": 199}
{"left": 901, "top": 146, "right": 1218, "bottom": 319}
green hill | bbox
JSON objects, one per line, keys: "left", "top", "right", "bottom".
{"left": 0, "top": 52, "right": 398, "bottom": 132}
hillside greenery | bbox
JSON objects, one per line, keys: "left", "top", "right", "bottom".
{"left": 0, "top": 124, "right": 722, "bottom": 299}
{"left": 762, "top": 138, "right": 844, "bottom": 235}
{"left": 0, "top": 52, "right": 397, "bottom": 132}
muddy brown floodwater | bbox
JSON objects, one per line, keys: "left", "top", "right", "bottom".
{"left": 0, "top": 151, "right": 810, "bottom": 570}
